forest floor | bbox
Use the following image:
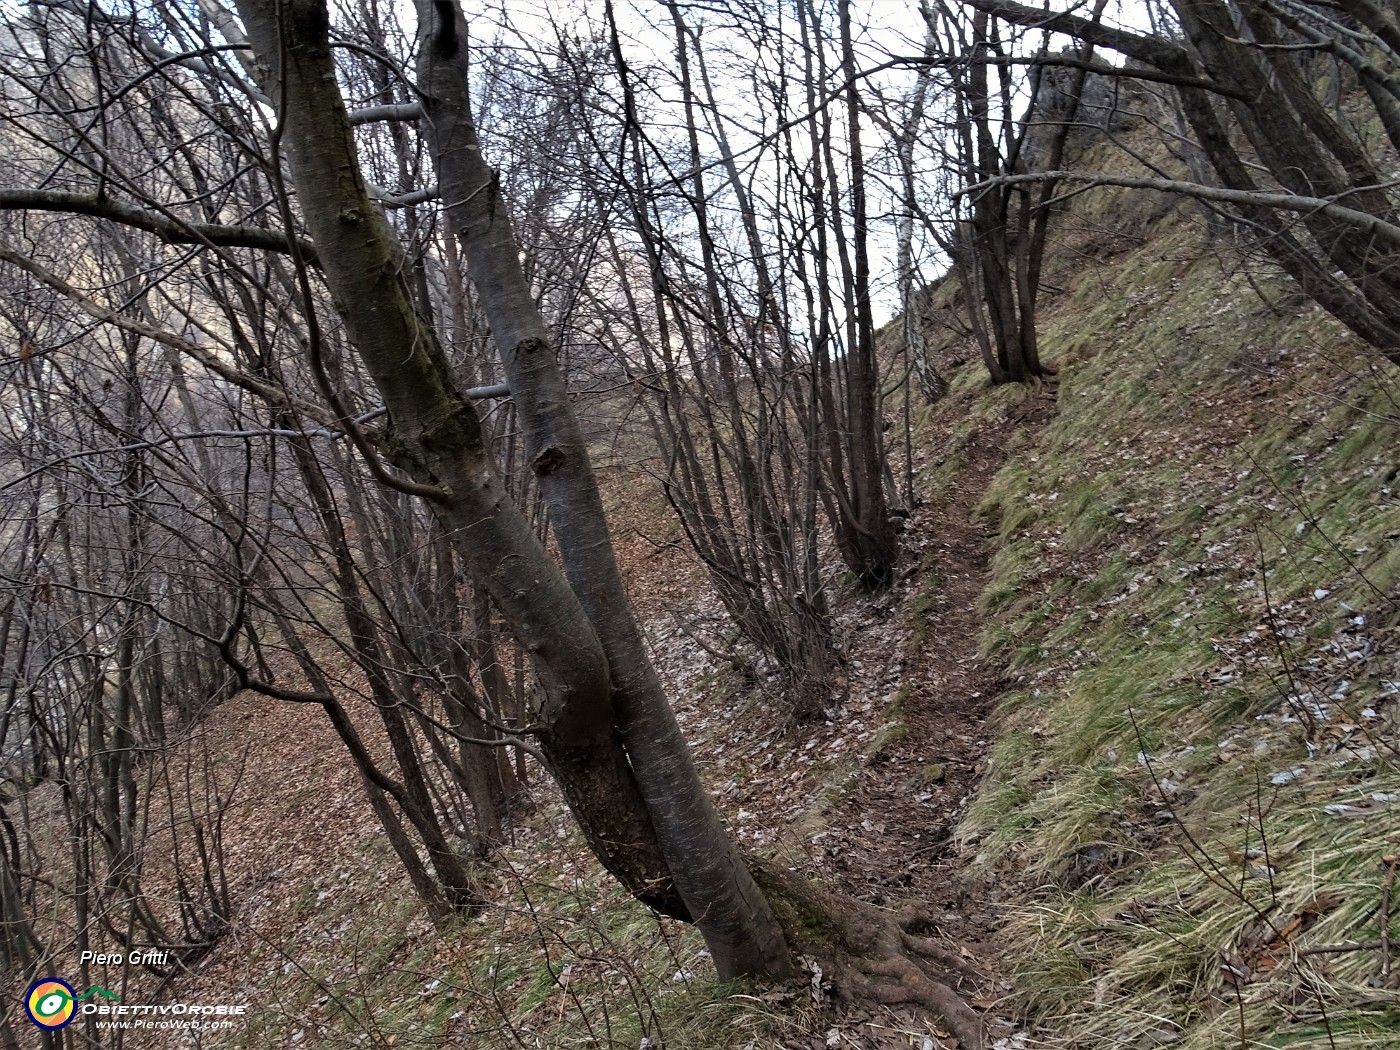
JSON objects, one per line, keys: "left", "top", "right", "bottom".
{"left": 16, "top": 190, "right": 1399, "bottom": 1050}
{"left": 629, "top": 372, "right": 1064, "bottom": 1050}
{"left": 6, "top": 358, "right": 1055, "bottom": 1050}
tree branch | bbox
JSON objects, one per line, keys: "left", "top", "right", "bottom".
{"left": 347, "top": 101, "right": 424, "bottom": 125}
{"left": 957, "top": 0, "right": 1194, "bottom": 71}
{"left": 890, "top": 50, "right": 1248, "bottom": 100}
{"left": 463, "top": 382, "right": 511, "bottom": 400}
{"left": 958, "top": 170, "right": 1400, "bottom": 249}
{"left": 366, "top": 182, "right": 439, "bottom": 207}
{"left": 0, "top": 241, "right": 336, "bottom": 423}
{"left": 0, "top": 189, "right": 316, "bottom": 261}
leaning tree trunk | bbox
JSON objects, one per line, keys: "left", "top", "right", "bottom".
{"left": 230, "top": 0, "right": 790, "bottom": 980}
{"left": 232, "top": 0, "right": 685, "bottom": 923}
{"left": 411, "top": 0, "right": 791, "bottom": 981}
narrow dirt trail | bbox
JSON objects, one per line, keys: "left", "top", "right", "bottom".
{"left": 809, "top": 384, "right": 1060, "bottom": 1048}
{"left": 110, "top": 380, "right": 1060, "bottom": 1050}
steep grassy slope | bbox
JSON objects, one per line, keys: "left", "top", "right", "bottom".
{"left": 945, "top": 190, "right": 1400, "bottom": 1047}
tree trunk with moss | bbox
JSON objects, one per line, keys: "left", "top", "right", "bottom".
{"left": 233, "top": 0, "right": 684, "bottom": 925}
{"left": 411, "top": 0, "right": 792, "bottom": 982}
{"left": 231, "top": 0, "right": 791, "bottom": 981}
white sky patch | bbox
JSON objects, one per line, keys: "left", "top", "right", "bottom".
{"left": 371, "top": 0, "right": 1158, "bottom": 326}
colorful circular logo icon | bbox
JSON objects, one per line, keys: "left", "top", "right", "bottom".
{"left": 25, "top": 978, "right": 76, "bottom": 1029}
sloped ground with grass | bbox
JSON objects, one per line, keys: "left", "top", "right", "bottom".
{"left": 13, "top": 154, "right": 1399, "bottom": 1050}
{"left": 950, "top": 207, "right": 1400, "bottom": 1048}
{"left": 148, "top": 210, "right": 1396, "bottom": 1050}
{"left": 32, "top": 448, "right": 1010, "bottom": 1050}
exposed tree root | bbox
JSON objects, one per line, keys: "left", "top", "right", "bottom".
{"left": 750, "top": 857, "right": 987, "bottom": 1049}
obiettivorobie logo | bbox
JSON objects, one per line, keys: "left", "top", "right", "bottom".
{"left": 24, "top": 978, "right": 117, "bottom": 1030}
{"left": 23, "top": 977, "right": 243, "bottom": 1032}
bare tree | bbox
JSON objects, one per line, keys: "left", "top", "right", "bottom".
{"left": 955, "top": 0, "right": 1400, "bottom": 367}
{"left": 909, "top": 1, "right": 1112, "bottom": 384}
{"left": 0, "top": 3, "right": 1002, "bottom": 1038}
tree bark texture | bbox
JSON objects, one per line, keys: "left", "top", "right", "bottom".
{"left": 231, "top": 0, "right": 686, "bottom": 922}
{"left": 413, "top": 0, "right": 792, "bottom": 980}
{"left": 227, "top": 0, "right": 792, "bottom": 980}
